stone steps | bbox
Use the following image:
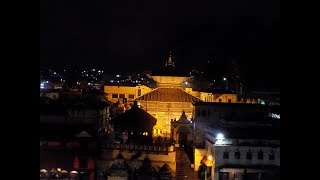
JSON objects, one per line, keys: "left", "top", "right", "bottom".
{"left": 175, "top": 148, "right": 198, "bottom": 180}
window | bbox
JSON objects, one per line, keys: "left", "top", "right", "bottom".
{"left": 112, "top": 94, "right": 118, "bottom": 98}
{"left": 235, "top": 150, "right": 240, "bottom": 159}
{"left": 219, "top": 99, "right": 222, "bottom": 103}
{"left": 258, "top": 150, "right": 264, "bottom": 160}
{"left": 138, "top": 89, "right": 141, "bottom": 96}
{"left": 223, "top": 151, "right": 229, "bottom": 159}
{"left": 246, "top": 151, "right": 252, "bottom": 159}
{"left": 129, "top": 94, "right": 134, "bottom": 99}
{"left": 269, "top": 150, "right": 275, "bottom": 160}
{"left": 228, "top": 99, "right": 231, "bottom": 103}
{"left": 202, "top": 110, "right": 207, "bottom": 117}
{"left": 119, "top": 94, "right": 125, "bottom": 98}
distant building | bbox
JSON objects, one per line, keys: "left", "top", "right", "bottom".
{"left": 104, "top": 84, "right": 152, "bottom": 103}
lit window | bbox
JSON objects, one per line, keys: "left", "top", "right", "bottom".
{"left": 129, "top": 94, "right": 135, "bottom": 99}
{"left": 112, "top": 94, "right": 118, "bottom": 98}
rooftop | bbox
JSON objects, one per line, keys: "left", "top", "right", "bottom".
{"left": 135, "top": 87, "right": 202, "bottom": 102}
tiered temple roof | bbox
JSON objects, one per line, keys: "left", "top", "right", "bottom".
{"left": 135, "top": 88, "right": 202, "bottom": 102}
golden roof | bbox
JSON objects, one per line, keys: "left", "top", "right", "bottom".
{"left": 135, "top": 88, "right": 202, "bottom": 102}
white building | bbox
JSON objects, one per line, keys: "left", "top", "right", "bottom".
{"left": 192, "top": 102, "right": 280, "bottom": 180}
{"left": 200, "top": 131, "right": 280, "bottom": 180}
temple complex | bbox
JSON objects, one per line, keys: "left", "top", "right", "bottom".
{"left": 104, "top": 51, "right": 239, "bottom": 138}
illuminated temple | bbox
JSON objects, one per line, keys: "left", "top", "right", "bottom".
{"left": 104, "top": 52, "right": 238, "bottom": 137}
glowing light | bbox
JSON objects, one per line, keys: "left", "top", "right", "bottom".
{"left": 110, "top": 80, "right": 114, "bottom": 83}
{"left": 269, "top": 113, "right": 280, "bottom": 119}
{"left": 53, "top": 72, "right": 56, "bottom": 75}
{"left": 116, "top": 74, "right": 120, "bottom": 77}
{"left": 208, "top": 155, "right": 213, "bottom": 161}
{"left": 57, "top": 168, "right": 61, "bottom": 172}
{"left": 260, "top": 100, "right": 266, "bottom": 105}
{"left": 223, "top": 77, "right": 227, "bottom": 81}
{"left": 92, "top": 69, "right": 96, "bottom": 71}
{"left": 216, "top": 133, "right": 224, "bottom": 140}
{"left": 185, "top": 81, "right": 188, "bottom": 85}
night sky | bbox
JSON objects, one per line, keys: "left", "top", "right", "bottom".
{"left": 40, "top": 0, "right": 280, "bottom": 90}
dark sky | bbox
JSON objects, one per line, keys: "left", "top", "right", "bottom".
{"left": 40, "top": 0, "right": 280, "bottom": 89}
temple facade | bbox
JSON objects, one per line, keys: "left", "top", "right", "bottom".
{"left": 104, "top": 52, "right": 239, "bottom": 138}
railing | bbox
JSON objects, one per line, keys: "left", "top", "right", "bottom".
{"left": 101, "top": 143, "right": 175, "bottom": 152}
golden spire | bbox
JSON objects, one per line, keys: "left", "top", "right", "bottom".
{"left": 165, "top": 51, "right": 175, "bottom": 67}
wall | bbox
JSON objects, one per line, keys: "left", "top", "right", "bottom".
{"left": 213, "top": 145, "right": 280, "bottom": 167}
{"left": 104, "top": 85, "right": 152, "bottom": 103}
{"left": 212, "top": 94, "right": 238, "bottom": 103}
{"left": 194, "top": 103, "right": 269, "bottom": 126}
{"left": 194, "top": 148, "right": 207, "bottom": 171}
{"left": 139, "top": 101, "right": 193, "bottom": 137}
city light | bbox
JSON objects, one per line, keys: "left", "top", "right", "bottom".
{"left": 223, "top": 77, "right": 227, "bottom": 81}
{"left": 216, "top": 133, "right": 224, "bottom": 140}
{"left": 208, "top": 155, "right": 213, "bottom": 161}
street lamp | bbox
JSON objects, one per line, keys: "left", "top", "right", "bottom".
{"left": 223, "top": 77, "right": 227, "bottom": 81}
